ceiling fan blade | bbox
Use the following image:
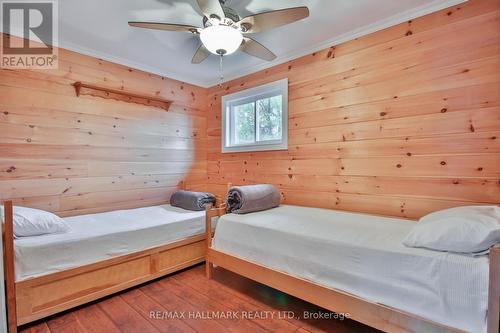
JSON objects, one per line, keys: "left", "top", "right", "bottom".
{"left": 128, "top": 21, "right": 199, "bottom": 33}
{"left": 240, "top": 37, "right": 276, "bottom": 61}
{"left": 192, "top": 44, "right": 211, "bottom": 64}
{"left": 196, "top": 0, "right": 225, "bottom": 19}
{"left": 238, "top": 6, "right": 309, "bottom": 33}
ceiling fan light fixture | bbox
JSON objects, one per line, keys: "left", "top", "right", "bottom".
{"left": 131, "top": 1, "right": 309, "bottom": 63}
{"left": 200, "top": 24, "right": 243, "bottom": 55}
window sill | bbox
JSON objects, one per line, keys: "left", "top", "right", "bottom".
{"left": 221, "top": 143, "right": 288, "bottom": 153}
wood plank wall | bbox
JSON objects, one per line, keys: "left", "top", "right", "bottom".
{"left": 0, "top": 36, "right": 207, "bottom": 217}
{"left": 206, "top": 0, "right": 500, "bottom": 219}
{"left": 1, "top": 0, "right": 499, "bottom": 220}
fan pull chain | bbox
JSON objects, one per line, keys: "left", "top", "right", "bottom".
{"left": 218, "top": 54, "right": 224, "bottom": 87}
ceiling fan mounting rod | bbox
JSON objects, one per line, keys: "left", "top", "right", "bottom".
{"left": 219, "top": 54, "right": 224, "bottom": 86}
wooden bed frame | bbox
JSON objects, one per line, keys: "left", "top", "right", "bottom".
{"left": 205, "top": 185, "right": 500, "bottom": 333}
{"left": 1, "top": 181, "right": 211, "bottom": 332}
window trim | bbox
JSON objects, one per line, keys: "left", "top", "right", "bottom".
{"left": 221, "top": 78, "right": 288, "bottom": 153}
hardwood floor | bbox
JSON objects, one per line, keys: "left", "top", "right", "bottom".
{"left": 19, "top": 264, "right": 381, "bottom": 333}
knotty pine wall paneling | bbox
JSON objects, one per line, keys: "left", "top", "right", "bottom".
{"left": 1, "top": 0, "right": 499, "bottom": 220}
{"left": 206, "top": 0, "right": 500, "bottom": 219}
{"left": 0, "top": 36, "right": 207, "bottom": 216}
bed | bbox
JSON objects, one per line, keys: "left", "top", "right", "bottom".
{"left": 15, "top": 205, "right": 207, "bottom": 281}
{"left": 205, "top": 203, "right": 500, "bottom": 333}
{"left": 2, "top": 183, "right": 217, "bottom": 331}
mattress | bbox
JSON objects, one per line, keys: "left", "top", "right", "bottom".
{"left": 212, "top": 205, "right": 489, "bottom": 333}
{"left": 14, "top": 205, "right": 206, "bottom": 281}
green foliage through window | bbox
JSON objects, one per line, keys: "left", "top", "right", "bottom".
{"left": 231, "top": 95, "right": 282, "bottom": 145}
{"left": 234, "top": 102, "right": 255, "bottom": 144}
{"left": 257, "top": 95, "right": 282, "bottom": 141}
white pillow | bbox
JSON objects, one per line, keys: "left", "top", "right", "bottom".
{"left": 403, "top": 206, "right": 500, "bottom": 254}
{"left": 1, "top": 205, "right": 71, "bottom": 238}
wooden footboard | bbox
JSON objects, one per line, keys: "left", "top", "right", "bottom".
{"left": 2, "top": 200, "right": 207, "bottom": 330}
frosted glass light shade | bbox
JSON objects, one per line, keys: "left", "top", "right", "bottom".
{"left": 200, "top": 25, "right": 243, "bottom": 55}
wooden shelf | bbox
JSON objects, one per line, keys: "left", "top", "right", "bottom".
{"left": 72, "top": 82, "right": 172, "bottom": 111}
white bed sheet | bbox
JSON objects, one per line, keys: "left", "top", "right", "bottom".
{"left": 15, "top": 205, "right": 206, "bottom": 281}
{"left": 213, "top": 205, "right": 489, "bottom": 333}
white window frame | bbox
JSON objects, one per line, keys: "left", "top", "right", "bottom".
{"left": 221, "top": 78, "right": 288, "bottom": 153}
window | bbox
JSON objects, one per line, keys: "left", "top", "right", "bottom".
{"left": 222, "top": 78, "right": 288, "bottom": 153}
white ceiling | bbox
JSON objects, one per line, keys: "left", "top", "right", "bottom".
{"left": 11, "top": 0, "right": 466, "bottom": 87}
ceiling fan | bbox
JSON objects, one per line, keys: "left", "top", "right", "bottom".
{"left": 128, "top": 0, "right": 309, "bottom": 64}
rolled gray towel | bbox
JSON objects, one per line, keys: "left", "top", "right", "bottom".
{"left": 170, "top": 190, "right": 216, "bottom": 211}
{"left": 227, "top": 184, "right": 281, "bottom": 214}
